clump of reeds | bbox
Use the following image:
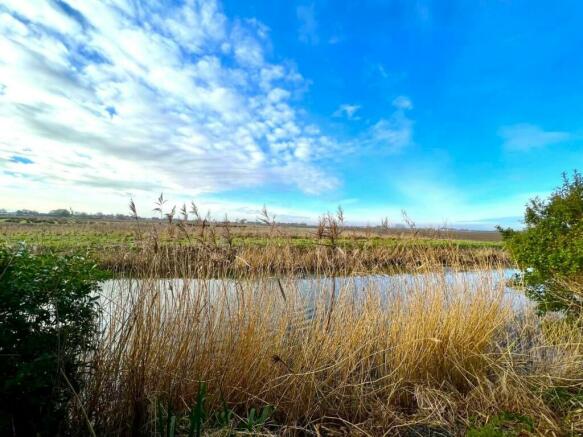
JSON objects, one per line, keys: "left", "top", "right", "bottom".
{"left": 82, "top": 197, "right": 506, "bottom": 278}
{"left": 77, "top": 253, "right": 583, "bottom": 435}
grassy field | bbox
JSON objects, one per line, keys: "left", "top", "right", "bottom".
{"left": 0, "top": 218, "right": 505, "bottom": 276}
{"left": 0, "top": 218, "right": 503, "bottom": 247}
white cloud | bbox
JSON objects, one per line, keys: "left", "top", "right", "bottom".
{"left": 0, "top": 0, "right": 341, "bottom": 210}
{"left": 366, "top": 96, "right": 414, "bottom": 152}
{"left": 297, "top": 4, "right": 318, "bottom": 44}
{"left": 499, "top": 123, "right": 570, "bottom": 151}
{"left": 277, "top": 163, "right": 340, "bottom": 195}
{"left": 378, "top": 64, "right": 389, "bottom": 79}
{"left": 392, "top": 95, "right": 413, "bottom": 110}
{"left": 333, "top": 104, "right": 361, "bottom": 119}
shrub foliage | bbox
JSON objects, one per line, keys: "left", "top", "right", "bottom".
{"left": 0, "top": 245, "right": 102, "bottom": 435}
{"left": 498, "top": 171, "right": 583, "bottom": 315}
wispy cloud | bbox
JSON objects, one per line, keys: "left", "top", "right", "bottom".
{"left": 0, "top": 0, "right": 341, "bottom": 203}
{"left": 333, "top": 104, "right": 361, "bottom": 119}
{"left": 366, "top": 96, "right": 414, "bottom": 153}
{"left": 392, "top": 96, "right": 413, "bottom": 110}
{"left": 499, "top": 123, "right": 570, "bottom": 151}
{"left": 378, "top": 64, "right": 389, "bottom": 79}
{"left": 297, "top": 4, "right": 318, "bottom": 44}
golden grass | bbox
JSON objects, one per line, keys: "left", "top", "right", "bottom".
{"left": 96, "top": 243, "right": 507, "bottom": 278}
{"left": 76, "top": 250, "right": 583, "bottom": 435}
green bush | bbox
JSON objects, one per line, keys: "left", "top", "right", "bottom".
{"left": 498, "top": 171, "right": 583, "bottom": 316}
{"left": 0, "top": 245, "right": 103, "bottom": 435}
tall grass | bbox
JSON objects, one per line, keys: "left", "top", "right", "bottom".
{"left": 77, "top": 252, "right": 582, "bottom": 435}
{"left": 0, "top": 208, "right": 507, "bottom": 277}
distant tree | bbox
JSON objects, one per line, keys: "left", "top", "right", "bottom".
{"left": 0, "top": 208, "right": 7, "bottom": 215}
{"left": 15, "top": 209, "right": 39, "bottom": 216}
{"left": 48, "top": 208, "right": 71, "bottom": 217}
{"left": 498, "top": 171, "right": 583, "bottom": 316}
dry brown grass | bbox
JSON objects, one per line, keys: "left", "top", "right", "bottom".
{"left": 74, "top": 248, "right": 583, "bottom": 436}
{"left": 98, "top": 243, "right": 507, "bottom": 279}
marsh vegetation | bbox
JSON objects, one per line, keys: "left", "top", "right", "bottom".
{"left": 1, "top": 176, "right": 582, "bottom": 435}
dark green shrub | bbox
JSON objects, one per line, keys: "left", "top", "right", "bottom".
{"left": 0, "top": 245, "right": 103, "bottom": 435}
{"left": 498, "top": 171, "right": 583, "bottom": 316}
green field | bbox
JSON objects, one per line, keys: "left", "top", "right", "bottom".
{"left": 0, "top": 219, "right": 502, "bottom": 252}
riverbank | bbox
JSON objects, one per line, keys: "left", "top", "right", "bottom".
{"left": 0, "top": 220, "right": 507, "bottom": 277}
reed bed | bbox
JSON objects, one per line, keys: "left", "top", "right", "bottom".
{"left": 0, "top": 216, "right": 506, "bottom": 277}
{"left": 75, "top": 250, "right": 582, "bottom": 436}
{"left": 98, "top": 243, "right": 507, "bottom": 278}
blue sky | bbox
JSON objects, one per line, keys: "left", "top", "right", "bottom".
{"left": 1, "top": 0, "right": 582, "bottom": 228}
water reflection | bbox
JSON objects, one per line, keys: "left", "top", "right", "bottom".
{"left": 100, "top": 268, "right": 530, "bottom": 314}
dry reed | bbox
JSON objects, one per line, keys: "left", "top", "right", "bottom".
{"left": 77, "top": 250, "right": 583, "bottom": 435}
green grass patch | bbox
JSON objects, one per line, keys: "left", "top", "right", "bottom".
{"left": 1, "top": 231, "right": 503, "bottom": 253}
{"left": 467, "top": 412, "right": 535, "bottom": 436}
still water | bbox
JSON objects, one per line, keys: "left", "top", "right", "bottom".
{"left": 100, "top": 268, "right": 530, "bottom": 313}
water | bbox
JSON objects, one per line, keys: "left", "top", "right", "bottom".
{"left": 100, "top": 268, "right": 530, "bottom": 313}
